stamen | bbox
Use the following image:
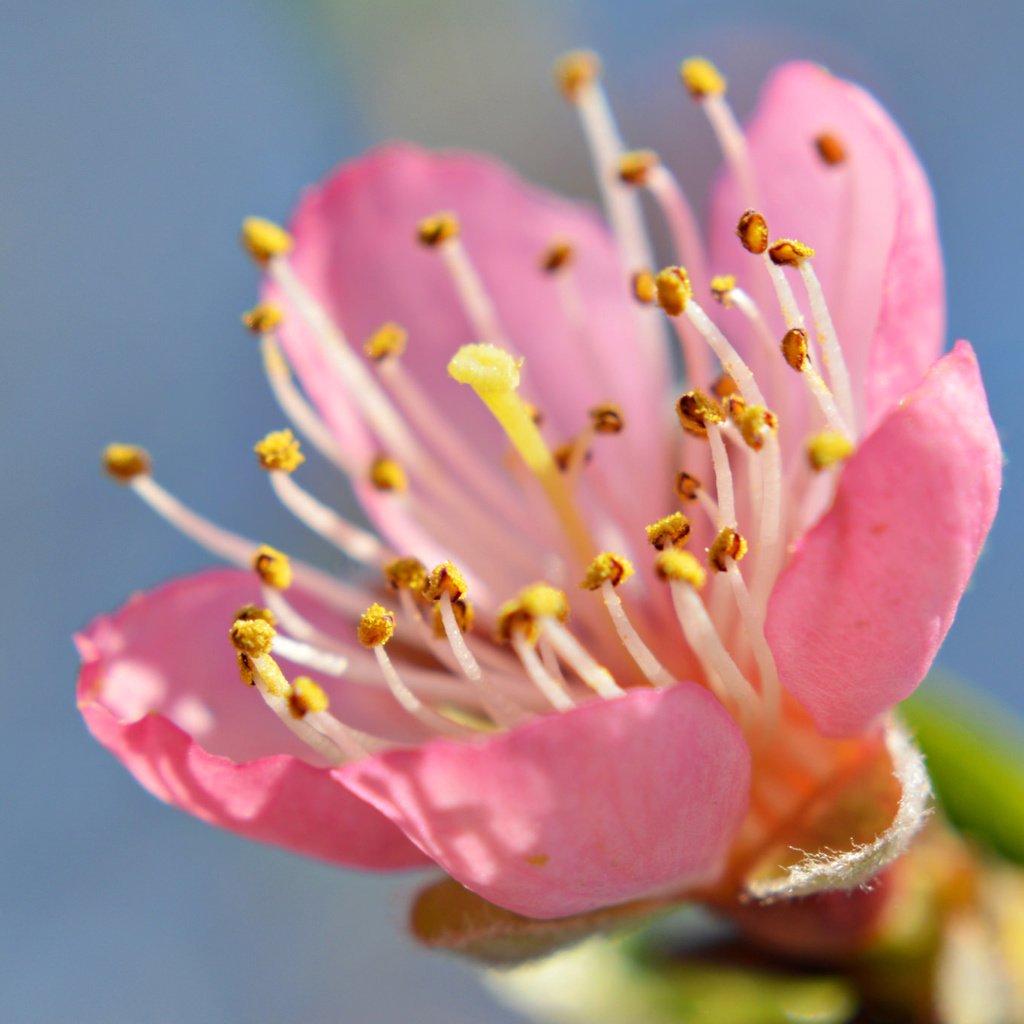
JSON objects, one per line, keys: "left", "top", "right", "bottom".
{"left": 708, "top": 527, "right": 748, "bottom": 573}
{"left": 241, "top": 303, "right": 284, "bottom": 334}
{"left": 230, "top": 617, "right": 348, "bottom": 764}
{"left": 653, "top": 266, "right": 712, "bottom": 387}
{"left": 241, "top": 217, "right": 293, "bottom": 266}
{"left": 681, "top": 58, "right": 757, "bottom": 207}
{"left": 631, "top": 269, "right": 657, "bottom": 305}
{"left": 448, "top": 343, "right": 595, "bottom": 564}
{"left": 368, "top": 455, "right": 408, "bottom": 492}
{"left": 540, "top": 239, "right": 575, "bottom": 273}
{"left": 357, "top": 604, "right": 475, "bottom": 738}
{"left": 103, "top": 443, "right": 151, "bottom": 483}
{"left": 508, "top": 626, "right": 576, "bottom": 712}
{"left": 780, "top": 328, "right": 853, "bottom": 437}
{"left": 738, "top": 212, "right": 806, "bottom": 333}
{"left": 655, "top": 550, "right": 757, "bottom": 726}
{"left": 253, "top": 544, "right": 293, "bottom": 590}
{"left": 645, "top": 512, "right": 691, "bottom": 550}
{"left": 807, "top": 430, "right": 856, "bottom": 471}
{"left": 363, "top": 321, "right": 408, "bottom": 361}
{"left": 815, "top": 132, "right": 847, "bottom": 166}
{"left": 677, "top": 470, "right": 721, "bottom": 524}
{"left": 255, "top": 433, "right": 387, "bottom": 565}
{"left": 383, "top": 556, "right": 429, "bottom": 593}
{"left": 581, "top": 553, "right": 675, "bottom": 688}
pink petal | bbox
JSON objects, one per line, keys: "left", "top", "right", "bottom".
{"left": 266, "top": 144, "right": 669, "bottom": 559}
{"left": 766, "top": 343, "right": 1001, "bottom": 737}
{"left": 337, "top": 683, "right": 751, "bottom": 919}
{"left": 709, "top": 61, "right": 943, "bottom": 432}
{"left": 77, "top": 569, "right": 427, "bottom": 870}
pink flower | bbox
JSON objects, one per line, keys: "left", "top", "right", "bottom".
{"left": 79, "top": 56, "right": 1000, "bottom": 923}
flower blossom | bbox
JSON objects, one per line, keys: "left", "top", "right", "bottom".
{"left": 79, "top": 54, "right": 1000, "bottom": 924}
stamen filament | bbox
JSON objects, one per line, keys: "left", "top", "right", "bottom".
{"left": 439, "top": 237, "right": 505, "bottom": 345}
{"left": 538, "top": 617, "right": 624, "bottom": 699}
{"left": 598, "top": 580, "right": 675, "bottom": 687}
{"left": 510, "top": 631, "right": 576, "bottom": 712}
{"left": 269, "top": 633, "right": 348, "bottom": 676}
{"left": 707, "top": 425, "right": 736, "bottom": 528}
{"left": 703, "top": 93, "right": 758, "bottom": 210}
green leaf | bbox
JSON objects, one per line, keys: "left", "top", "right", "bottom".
{"left": 487, "top": 936, "right": 857, "bottom": 1024}
{"left": 902, "top": 677, "right": 1024, "bottom": 864}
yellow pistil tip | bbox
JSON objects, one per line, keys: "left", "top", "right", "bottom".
{"left": 422, "top": 561, "right": 468, "bottom": 602}
{"left": 655, "top": 265, "right": 692, "bottom": 317}
{"left": 519, "top": 583, "right": 570, "bottom": 622}
{"left": 448, "top": 343, "right": 522, "bottom": 393}
{"left": 781, "top": 327, "right": 810, "bottom": 371}
{"left": 234, "top": 603, "right": 277, "bottom": 627}
{"left": 737, "top": 210, "right": 769, "bottom": 255}
{"left": 416, "top": 212, "right": 460, "bottom": 247}
{"left": 708, "top": 527, "right": 748, "bottom": 572}
{"left": 383, "top": 556, "right": 428, "bottom": 592}
{"left": 631, "top": 269, "right": 657, "bottom": 305}
{"left": 255, "top": 429, "right": 305, "bottom": 473}
{"left": 241, "top": 303, "right": 284, "bottom": 334}
{"left": 357, "top": 603, "right": 396, "bottom": 648}
{"left": 815, "top": 132, "right": 847, "bottom": 166}
{"left": 655, "top": 549, "right": 706, "bottom": 589}
{"left": 103, "top": 443, "right": 151, "bottom": 483}
{"left": 230, "top": 616, "right": 276, "bottom": 658}
{"left": 680, "top": 57, "right": 726, "bottom": 99}
{"left": 589, "top": 403, "right": 625, "bottom": 434}
{"left": 241, "top": 216, "right": 293, "bottom": 266}
{"left": 645, "top": 512, "right": 692, "bottom": 551}
{"left": 807, "top": 431, "right": 855, "bottom": 471}
{"left": 677, "top": 389, "right": 726, "bottom": 438}
{"left": 289, "top": 676, "right": 329, "bottom": 718}
{"left": 710, "top": 274, "right": 737, "bottom": 307}
{"left": 554, "top": 50, "right": 602, "bottom": 101}
{"left": 737, "top": 405, "right": 778, "bottom": 451}
{"left": 368, "top": 455, "right": 408, "bottom": 492}
{"left": 540, "top": 239, "right": 575, "bottom": 273}
{"left": 675, "top": 471, "right": 702, "bottom": 502}
{"left": 253, "top": 544, "right": 293, "bottom": 590}
{"left": 580, "top": 552, "right": 634, "bottom": 590}
{"left": 617, "top": 150, "right": 660, "bottom": 186}
{"left": 363, "top": 322, "right": 408, "bottom": 361}
{"left": 432, "top": 598, "right": 474, "bottom": 639}
{"left": 769, "top": 238, "right": 816, "bottom": 267}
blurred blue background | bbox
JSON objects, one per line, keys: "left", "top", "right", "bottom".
{"left": 3, "top": 1, "right": 1021, "bottom": 1020}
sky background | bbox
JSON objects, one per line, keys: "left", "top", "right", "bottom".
{"left": 3, "top": 1, "right": 1022, "bottom": 1021}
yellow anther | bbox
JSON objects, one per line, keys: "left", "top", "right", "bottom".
{"left": 645, "top": 512, "right": 692, "bottom": 551}
{"left": 674, "top": 471, "right": 702, "bottom": 502}
{"left": 357, "top": 603, "right": 395, "bottom": 648}
{"left": 781, "top": 327, "right": 810, "bottom": 371}
{"left": 554, "top": 49, "right": 602, "bottom": 102}
{"left": 589, "top": 403, "right": 625, "bottom": 434}
{"left": 713, "top": 373, "right": 739, "bottom": 399}
{"left": 369, "top": 455, "right": 408, "bottom": 492}
{"left": 655, "top": 265, "right": 692, "bottom": 316}
{"left": 580, "top": 552, "right": 634, "bottom": 590}
{"left": 553, "top": 439, "right": 591, "bottom": 473}
{"left": 103, "top": 443, "right": 150, "bottom": 483}
{"left": 422, "top": 561, "right": 468, "bottom": 602}
{"left": 363, "top": 322, "right": 408, "bottom": 361}
{"left": 736, "top": 405, "right": 779, "bottom": 451}
{"left": 519, "top": 583, "right": 570, "bottom": 623}
{"left": 708, "top": 527, "right": 748, "bottom": 572}
{"left": 710, "top": 274, "right": 737, "bottom": 307}
{"left": 617, "top": 149, "right": 660, "bottom": 186}
{"left": 495, "top": 599, "right": 531, "bottom": 643}
{"left": 679, "top": 57, "right": 726, "bottom": 99}
{"left": 677, "top": 389, "right": 726, "bottom": 438}
{"left": 416, "top": 212, "right": 460, "bottom": 247}
{"left": 253, "top": 545, "right": 292, "bottom": 590}
{"left": 815, "top": 132, "right": 847, "bottom": 166}
{"left": 432, "top": 597, "right": 474, "bottom": 639}
{"left": 655, "top": 549, "right": 706, "bottom": 589}
{"left": 241, "top": 303, "right": 284, "bottom": 334}
{"left": 241, "top": 217, "right": 293, "bottom": 266}
{"left": 631, "top": 268, "right": 657, "bottom": 305}
{"left": 769, "top": 238, "right": 816, "bottom": 267}
{"left": 540, "top": 239, "right": 575, "bottom": 273}
{"left": 807, "top": 431, "right": 856, "bottom": 471}
{"left": 255, "top": 429, "right": 305, "bottom": 473}
{"left": 237, "top": 652, "right": 255, "bottom": 686}
{"left": 737, "top": 210, "right": 769, "bottom": 255}
{"left": 448, "top": 343, "right": 522, "bottom": 392}
{"left": 383, "top": 556, "right": 428, "bottom": 592}
{"left": 523, "top": 401, "right": 544, "bottom": 426}
{"left": 289, "top": 676, "right": 330, "bottom": 718}
{"left": 724, "top": 393, "right": 747, "bottom": 420}
{"left": 234, "top": 604, "right": 277, "bottom": 627}
{"left": 229, "top": 617, "right": 276, "bottom": 658}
